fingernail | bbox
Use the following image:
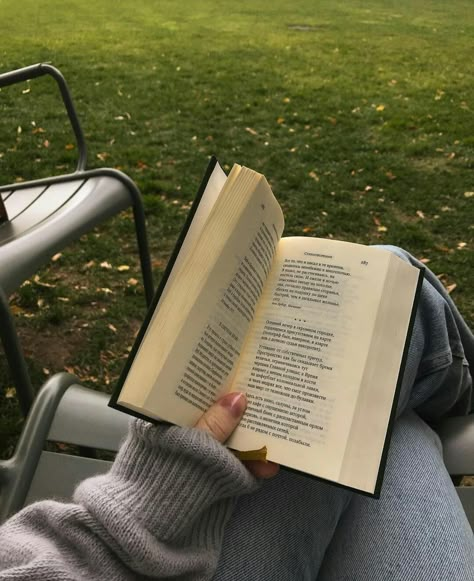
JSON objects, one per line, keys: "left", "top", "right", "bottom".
{"left": 219, "top": 392, "right": 247, "bottom": 418}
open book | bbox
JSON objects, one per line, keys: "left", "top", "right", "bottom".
{"left": 110, "top": 158, "right": 423, "bottom": 496}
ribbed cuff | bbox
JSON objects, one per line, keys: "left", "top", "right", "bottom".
{"left": 75, "top": 420, "right": 258, "bottom": 546}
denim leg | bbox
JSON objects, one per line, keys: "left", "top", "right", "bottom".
{"left": 380, "top": 245, "right": 473, "bottom": 419}
{"left": 215, "top": 248, "right": 473, "bottom": 580}
{"left": 214, "top": 470, "right": 352, "bottom": 580}
{"left": 318, "top": 410, "right": 474, "bottom": 581}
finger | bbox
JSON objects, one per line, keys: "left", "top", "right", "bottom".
{"left": 244, "top": 460, "right": 280, "bottom": 479}
{"left": 194, "top": 392, "right": 247, "bottom": 443}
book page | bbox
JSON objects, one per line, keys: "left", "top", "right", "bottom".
{"left": 228, "top": 237, "right": 393, "bottom": 484}
{"left": 118, "top": 166, "right": 285, "bottom": 424}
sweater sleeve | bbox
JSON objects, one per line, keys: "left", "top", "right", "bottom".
{"left": 0, "top": 420, "right": 258, "bottom": 580}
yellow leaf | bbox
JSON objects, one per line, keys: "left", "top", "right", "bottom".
{"left": 377, "top": 225, "right": 388, "bottom": 233}
{"left": 127, "top": 278, "right": 139, "bottom": 286}
{"left": 302, "top": 226, "right": 313, "bottom": 233}
{"left": 308, "top": 171, "right": 319, "bottom": 181}
{"left": 245, "top": 127, "right": 258, "bottom": 135}
{"left": 376, "top": 104, "right": 385, "bottom": 112}
{"left": 233, "top": 446, "right": 267, "bottom": 461}
{"left": 117, "top": 265, "right": 130, "bottom": 272}
{"left": 51, "top": 252, "right": 62, "bottom": 262}
{"left": 416, "top": 210, "right": 425, "bottom": 219}
{"left": 100, "top": 261, "right": 112, "bottom": 270}
{"left": 457, "top": 242, "right": 467, "bottom": 249}
{"left": 277, "top": 117, "right": 285, "bottom": 124}
{"left": 5, "top": 387, "right": 16, "bottom": 399}
{"left": 464, "top": 191, "right": 474, "bottom": 198}
{"left": 282, "top": 97, "right": 291, "bottom": 103}
{"left": 65, "top": 143, "right": 75, "bottom": 150}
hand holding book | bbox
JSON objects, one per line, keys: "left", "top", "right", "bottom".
{"left": 194, "top": 391, "right": 279, "bottom": 479}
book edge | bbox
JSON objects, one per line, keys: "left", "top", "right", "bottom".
{"left": 372, "top": 265, "right": 425, "bottom": 497}
{"left": 109, "top": 156, "right": 219, "bottom": 414}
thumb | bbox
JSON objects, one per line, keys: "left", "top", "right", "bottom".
{"left": 194, "top": 392, "right": 247, "bottom": 443}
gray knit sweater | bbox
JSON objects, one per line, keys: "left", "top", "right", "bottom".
{"left": 0, "top": 420, "right": 258, "bottom": 579}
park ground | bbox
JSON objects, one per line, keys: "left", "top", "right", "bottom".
{"left": 0, "top": 0, "right": 473, "bottom": 456}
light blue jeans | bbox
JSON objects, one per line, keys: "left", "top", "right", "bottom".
{"left": 215, "top": 247, "right": 474, "bottom": 580}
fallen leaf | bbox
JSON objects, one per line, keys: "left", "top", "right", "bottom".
{"left": 32, "top": 127, "right": 46, "bottom": 134}
{"left": 283, "top": 97, "right": 291, "bottom": 103}
{"left": 17, "top": 126, "right": 22, "bottom": 135}
{"left": 97, "top": 152, "right": 109, "bottom": 162}
{"left": 58, "top": 297, "right": 70, "bottom": 302}
{"left": 308, "top": 171, "right": 319, "bottom": 182}
{"left": 327, "top": 116, "right": 337, "bottom": 125}
{"left": 302, "top": 227, "right": 313, "bottom": 233}
{"left": 22, "top": 87, "right": 31, "bottom": 94}
{"left": 464, "top": 191, "right": 474, "bottom": 198}
{"left": 364, "top": 185, "right": 373, "bottom": 192}
{"left": 372, "top": 216, "right": 381, "bottom": 226}
{"left": 64, "top": 366, "right": 75, "bottom": 374}
{"left": 277, "top": 117, "right": 285, "bottom": 124}
{"left": 51, "top": 252, "right": 62, "bottom": 262}
{"left": 446, "top": 283, "right": 457, "bottom": 294}
{"left": 98, "top": 287, "right": 114, "bottom": 295}
{"left": 37, "top": 298, "right": 45, "bottom": 308}
{"left": 245, "top": 127, "right": 258, "bottom": 135}
{"left": 385, "top": 171, "right": 397, "bottom": 180}
{"left": 457, "top": 242, "right": 467, "bottom": 249}
{"left": 377, "top": 225, "right": 388, "bottom": 233}
{"left": 376, "top": 104, "right": 385, "bottom": 112}
{"left": 43, "top": 368, "right": 50, "bottom": 375}
{"left": 419, "top": 257, "right": 431, "bottom": 264}
{"left": 108, "top": 323, "right": 118, "bottom": 333}
{"left": 416, "top": 210, "right": 425, "bottom": 219}
{"left": 100, "top": 261, "right": 112, "bottom": 270}
{"left": 84, "top": 260, "right": 95, "bottom": 269}
{"left": 127, "top": 278, "right": 139, "bottom": 286}
{"left": 43, "top": 140, "right": 50, "bottom": 148}
{"left": 33, "top": 275, "right": 55, "bottom": 288}
{"left": 117, "top": 265, "right": 130, "bottom": 272}
{"left": 65, "top": 143, "right": 75, "bottom": 150}
{"left": 5, "top": 387, "right": 16, "bottom": 399}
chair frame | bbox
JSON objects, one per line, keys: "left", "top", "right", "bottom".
{"left": 0, "top": 372, "right": 472, "bottom": 528}
{"left": 0, "top": 64, "right": 154, "bottom": 415}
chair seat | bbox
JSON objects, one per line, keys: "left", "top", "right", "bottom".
{"left": 0, "top": 175, "right": 132, "bottom": 294}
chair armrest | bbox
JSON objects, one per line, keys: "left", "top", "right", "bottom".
{"left": 436, "top": 415, "right": 474, "bottom": 475}
{"left": 0, "top": 63, "right": 87, "bottom": 173}
{"left": 48, "top": 385, "right": 129, "bottom": 451}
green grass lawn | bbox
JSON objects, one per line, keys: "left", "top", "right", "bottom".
{"left": 0, "top": 0, "right": 473, "bottom": 456}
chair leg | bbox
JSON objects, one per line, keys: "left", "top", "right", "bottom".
{"left": 132, "top": 200, "right": 154, "bottom": 307}
{"left": 0, "top": 287, "right": 35, "bottom": 416}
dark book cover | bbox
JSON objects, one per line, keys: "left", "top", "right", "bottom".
{"left": 0, "top": 195, "right": 8, "bottom": 224}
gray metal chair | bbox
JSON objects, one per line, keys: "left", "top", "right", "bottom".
{"left": 0, "top": 372, "right": 472, "bottom": 529}
{"left": 0, "top": 63, "right": 154, "bottom": 415}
